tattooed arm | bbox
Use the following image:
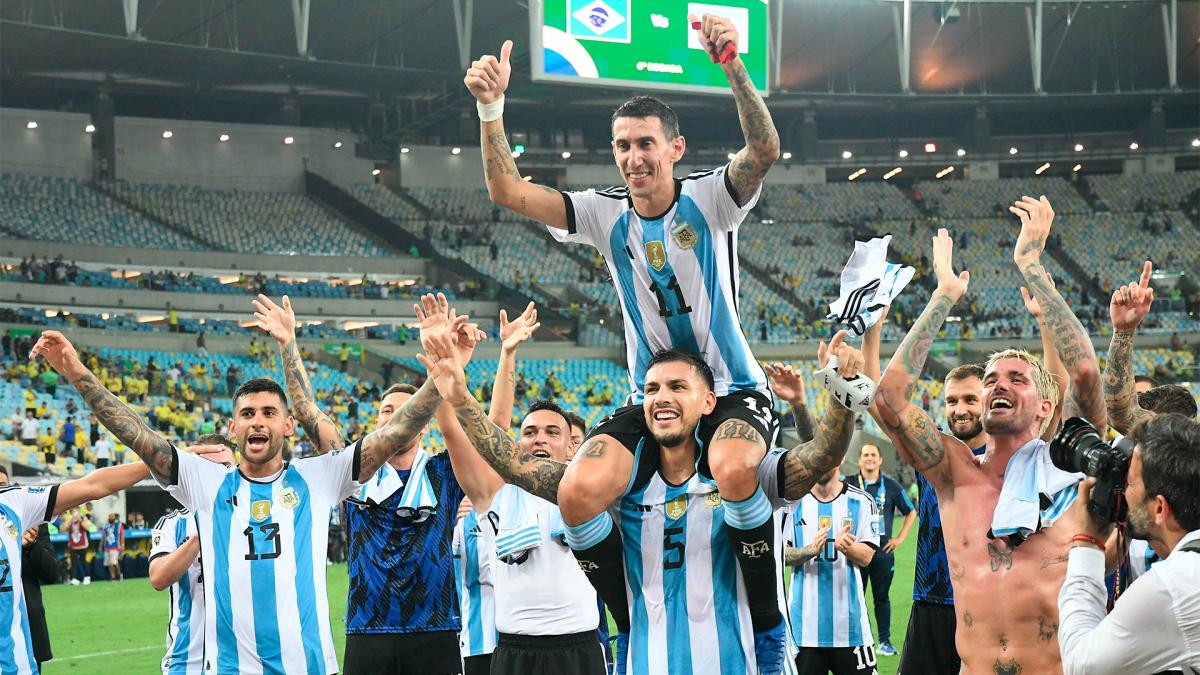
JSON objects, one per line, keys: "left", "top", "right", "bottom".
{"left": 1011, "top": 197, "right": 1106, "bottom": 432}
{"left": 780, "top": 402, "right": 857, "bottom": 500}
{"left": 30, "top": 332, "right": 177, "bottom": 482}
{"left": 1021, "top": 278, "right": 1070, "bottom": 440}
{"left": 355, "top": 378, "right": 442, "bottom": 481}
{"left": 695, "top": 15, "right": 779, "bottom": 206}
{"left": 253, "top": 294, "right": 344, "bottom": 452}
{"left": 876, "top": 230, "right": 970, "bottom": 489}
{"left": 454, "top": 397, "right": 566, "bottom": 506}
{"left": 1103, "top": 262, "right": 1156, "bottom": 435}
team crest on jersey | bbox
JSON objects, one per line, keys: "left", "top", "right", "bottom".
{"left": 841, "top": 516, "right": 855, "bottom": 533}
{"left": 705, "top": 492, "right": 722, "bottom": 509}
{"left": 645, "top": 241, "right": 667, "bottom": 271}
{"left": 818, "top": 515, "right": 832, "bottom": 531}
{"left": 670, "top": 219, "right": 698, "bottom": 250}
{"left": 279, "top": 487, "right": 299, "bottom": 510}
{"left": 250, "top": 499, "right": 271, "bottom": 522}
{"left": 665, "top": 495, "right": 687, "bottom": 520}
{"left": 5, "top": 521, "right": 17, "bottom": 541}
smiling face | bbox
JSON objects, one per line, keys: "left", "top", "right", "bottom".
{"left": 944, "top": 375, "right": 985, "bottom": 441}
{"left": 859, "top": 444, "right": 882, "bottom": 473}
{"left": 642, "top": 359, "right": 716, "bottom": 449}
{"left": 375, "top": 391, "right": 426, "bottom": 447}
{"left": 611, "top": 116, "right": 685, "bottom": 203}
{"left": 227, "top": 390, "right": 295, "bottom": 468}
{"left": 981, "top": 358, "right": 1052, "bottom": 437}
{"left": 519, "top": 410, "right": 571, "bottom": 462}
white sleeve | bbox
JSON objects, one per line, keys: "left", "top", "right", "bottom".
{"left": 150, "top": 515, "right": 179, "bottom": 559}
{"left": 856, "top": 496, "right": 880, "bottom": 548}
{"left": 2, "top": 486, "right": 57, "bottom": 532}
{"left": 293, "top": 439, "right": 363, "bottom": 504}
{"left": 757, "top": 447, "right": 792, "bottom": 510}
{"left": 154, "top": 448, "right": 227, "bottom": 513}
{"left": 1058, "top": 547, "right": 1189, "bottom": 675}
{"left": 687, "top": 164, "right": 760, "bottom": 233}
{"left": 552, "top": 189, "right": 611, "bottom": 247}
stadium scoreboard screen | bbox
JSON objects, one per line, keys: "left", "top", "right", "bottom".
{"left": 532, "top": 0, "right": 770, "bottom": 96}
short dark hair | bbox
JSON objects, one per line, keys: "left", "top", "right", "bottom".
{"left": 1131, "top": 413, "right": 1200, "bottom": 531}
{"left": 194, "top": 433, "right": 235, "bottom": 450}
{"left": 1134, "top": 374, "right": 1158, "bottom": 388}
{"left": 1138, "top": 385, "right": 1198, "bottom": 419}
{"left": 232, "top": 378, "right": 288, "bottom": 410}
{"left": 646, "top": 349, "right": 715, "bottom": 392}
{"left": 945, "top": 363, "right": 985, "bottom": 385}
{"left": 562, "top": 410, "right": 587, "bottom": 435}
{"left": 382, "top": 383, "right": 418, "bottom": 398}
{"left": 0, "top": 464, "right": 9, "bottom": 480}
{"left": 523, "top": 400, "right": 569, "bottom": 429}
{"left": 612, "top": 95, "right": 680, "bottom": 140}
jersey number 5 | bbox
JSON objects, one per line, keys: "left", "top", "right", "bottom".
{"left": 244, "top": 523, "right": 282, "bottom": 561}
{"left": 649, "top": 276, "right": 692, "bottom": 318}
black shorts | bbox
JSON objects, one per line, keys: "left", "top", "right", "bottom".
{"left": 588, "top": 390, "right": 779, "bottom": 492}
{"left": 343, "top": 631, "right": 461, "bottom": 675}
{"left": 898, "top": 601, "right": 960, "bottom": 675}
{"left": 795, "top": 645, "right": 878, "bottom": 675}
{"left": 490, "top": 631, "right": 607, "bottom": 675}
{"left": 462, "top": 654, "right": 491, "bottom": 675}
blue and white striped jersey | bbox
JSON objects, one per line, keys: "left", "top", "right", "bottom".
{"left": 616, "top": 458, "right": 790, "bottom": 675}
{"left": 1127, "top": 539, "right": 1160, "bottom": 582}
{"left": 553, "top": 165, "right": 767, "bottom": 401}
{"left": 784, "top": 484, "right": 879, "bottom": 648}
{"left": 160, "top": 444, "right": 361, "bottom": 674}
{"left": 150, "top": 509, "right": 204, "bottom": 675}
{"left": 0, "top": 484, "right": 57, "bottom": 675}
{"left": 453, "top": 510, "right": 497, "bottom": 657}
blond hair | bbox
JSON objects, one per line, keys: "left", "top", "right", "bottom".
{"left": 984, "top": 348, "right": 1060, "bottom": 435}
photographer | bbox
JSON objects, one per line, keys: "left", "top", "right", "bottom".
{"left": 1058, "top": 414, "right": 1200, "bottom": 675}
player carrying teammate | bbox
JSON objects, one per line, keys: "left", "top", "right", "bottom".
{"left": 463, "top": 13, "right": 788, "bottom": 666}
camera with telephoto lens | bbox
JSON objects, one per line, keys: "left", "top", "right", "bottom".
{"left": 1049, "top": 417, "right": 1135, "bottom": 523}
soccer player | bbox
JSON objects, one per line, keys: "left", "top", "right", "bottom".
{"left": 149, "top": 437, "right": 237, "bottom": 675}
{"left": 873, "top": 202, "right": 1106, "bottom": 674}
{"left": 464, "top": 15, "right": 787, "bottom": 662}
{"left": 784, "top": 465, "right": 879, "bottom": 675}
{"left": 843, "top": 444, "right": 914, "bottom": 657}
{"left": 422, "top": 296, "right": 867, "bottom": 674}
{"left": 0, "top": 442, "right": 152, "bottom": 673}
{"left": 32, "top": 330, "right": 449, "bottom": 675}
{"left": 252, "top": 293, "right": 497, "bottom": 673}
{"left": 101, "top": 511, "right": 125, "bottom": 581}
{"left": 452, "top": 497, "right": 497, "bottom": 675}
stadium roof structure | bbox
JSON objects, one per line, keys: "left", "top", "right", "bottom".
{"left": 2, "top": 0, "right": 1197, "bottom": 145}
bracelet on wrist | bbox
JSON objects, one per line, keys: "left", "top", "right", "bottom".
{"left": 1069, "top": 533, "right": 1106, "bottom": 551}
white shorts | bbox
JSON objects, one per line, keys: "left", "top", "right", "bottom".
{"left": 104, "top": 550, "right": 120, "bottom": 566}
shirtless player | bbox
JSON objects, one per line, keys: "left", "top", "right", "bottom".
{"left": 874, "top": 200, "right": 1107, "bottom": 675}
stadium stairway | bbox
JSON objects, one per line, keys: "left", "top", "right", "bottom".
{"left": 89, "top": 180, "right": 219, "bottom": 251}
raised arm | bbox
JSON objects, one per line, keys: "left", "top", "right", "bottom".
{"left": 1021, "top": 274, "right": 1070, "bottom": 440}
{"left": 1103, "top": 261, "right": 1156, "bottom": 435}
{"left": 55, "top": 462, "right": 152, "bottom": 516}
{"left": 778, "top": 332, "right": 861, "bottom": 500}
{"left": 31, "top": 331, "right": 175, "bottom": 483}
{"left": 1011, "top": 196, "right": 1106, "bottom": 432}
{"left": 489, "top": 302, "right": 540, "bottom": 431}
{"left": 253, "top": 294, "right": 345, "bottom": 452}
{"left": 860, "top": 306, "right": 889, "bottom": 426}
{"left": 764, "top": 362, "right": 816, "bottom": 443}
{"left": 692, "top": 14, "right": 779, "bottom": 206}
{"left": 417, "top": 306, "right": 565, "bottom": 506}
{"left": 875, "top": 229, "right": 970, "bottom": 490}
{"left": 465, "top": 40, "right": 567, "bottom": 229}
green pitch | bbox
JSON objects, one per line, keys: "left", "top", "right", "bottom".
{"left": 42, "top": 534, "right": 917, "bottom": 675}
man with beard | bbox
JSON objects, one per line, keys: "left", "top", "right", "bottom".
{"left": 32, "top": 329, "right": 452, "bottom": 675}
{"left": 874, "top": 201, "right": 1107, "bottom": 675}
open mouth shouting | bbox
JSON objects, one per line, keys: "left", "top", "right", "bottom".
{"left": 245, "top": 432, "right": 271, "bottom": 453}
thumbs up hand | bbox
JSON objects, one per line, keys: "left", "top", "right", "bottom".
{"left": 464, "top": 40, "right": 513, "bottom": 104}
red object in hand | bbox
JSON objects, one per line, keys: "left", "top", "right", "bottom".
{"left": 716, "top": 41, "right": 736, "bottom": 64}
{"left": 692, "top": 21, "right": 736, "bottom": 64}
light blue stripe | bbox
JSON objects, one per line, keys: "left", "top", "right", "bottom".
{"left": 640, "top": 216, "right": 702, "bottom": 356}
{"left": 496, "top": 530, "right": 542, "bottom": 550}
{"left": 168, "top": 517, "right": 192, "bottom": 674}
{"left": 663, "top": 485, "right": 693, "bottom": 675}
{"left": 463, "top": 513, "right": 486, "bottom": 656}
{"left": 609, "top": 213, "right": 656, "bottom": 401}
{"left": 212, "top": 472, "right": 241, "bottom": 674}
{"left": 711, "top": 499, "right": 748, "bottom": 674}
{"left": 0, "top": 505, "right": 20, "bottom": 674}
{"left": 847, "top": 499, "right": 864, "bottom": 646}
{"left": 16, "top": 590, "right": 34, "bottom": 675}
{"left": 817, "top": 501, "right": 834, "bottom": 646}
{"left": 677, "top": 196, "right": 762, "bottom": 392}
{"left": 789, "top": 512, "right": 805, "bottom": 646}
{"left": 564, "top": 511, "right": 613, "bottom": 551}
{"left": 285, "top": 468, "right": 325, "bottom": 673}
{"left": 621, "top": 482, "right": 649, "bottom": 675}
{"left": 722, "top": 487, "right": 772, "bottom": 530}
{"left": 247, "top": 481, "right": 283, "bottom": 672}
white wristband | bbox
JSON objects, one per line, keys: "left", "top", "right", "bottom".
{"left": 477, "top": 96, "right": 505, "bottom": 122}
